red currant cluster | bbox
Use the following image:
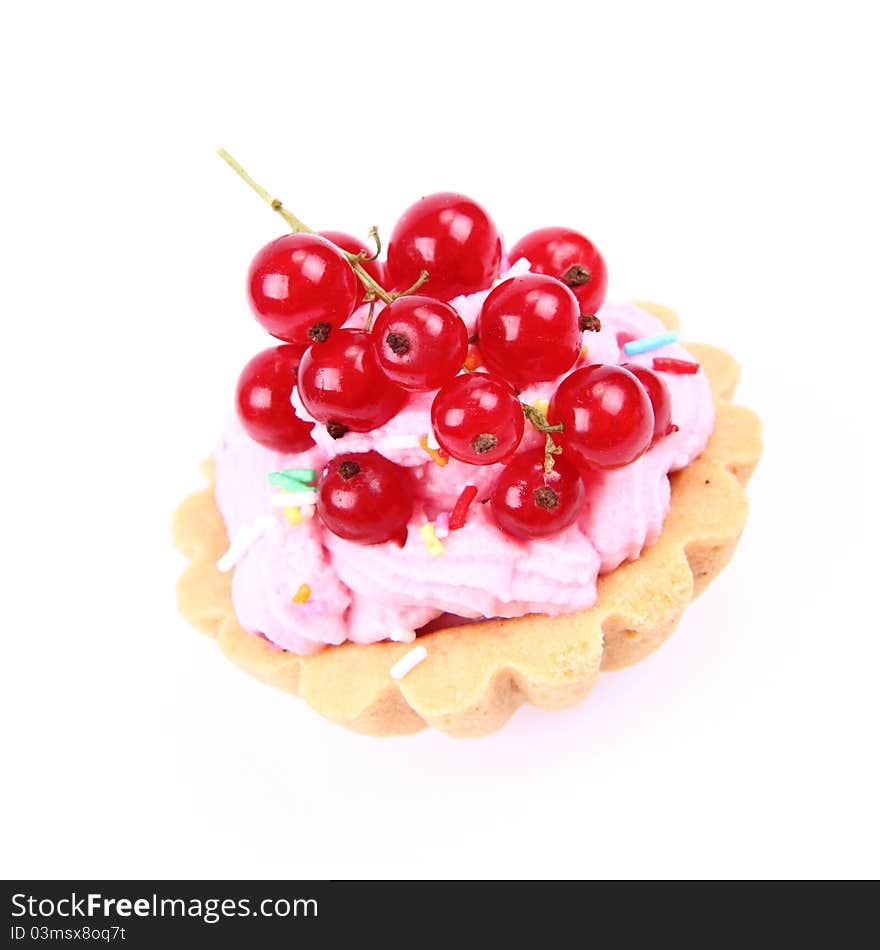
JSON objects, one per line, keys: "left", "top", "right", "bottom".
{"left": 228, "top": 159, "right": 675, "bottom": 548}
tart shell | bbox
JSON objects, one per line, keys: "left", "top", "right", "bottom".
{"left": 173, "top": 304, "right": 762, "bottom": 737}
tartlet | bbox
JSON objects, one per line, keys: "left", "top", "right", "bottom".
{"left": 174, "top": 301, "right": 762, "bottom": 737}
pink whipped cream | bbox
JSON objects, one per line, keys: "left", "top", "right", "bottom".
{"left": 213, "top": 266, "right": 715, "bottom": 655}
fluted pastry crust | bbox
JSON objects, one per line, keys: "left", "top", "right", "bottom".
{"left": 173, "top": 304, "right": 762, "bottom": 737}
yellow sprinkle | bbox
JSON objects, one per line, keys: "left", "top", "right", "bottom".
{"left": 419, "top": 434, "right": 449, "bottom": 467}
{"left": 284, "top": 506, "right": 303, "bottom": 525}
{"left": 532, "top": 398, "right": 550, "bottom": 416}
{"left": 419, "top": 522, "right": 445, "bottom": 557}
{"left": 293, "top": 583, "right": 311, "bottom": 604}
{"left": 464, "top": 351, "right": 483, "bottom": 371}
{"left": 580, "top": 345, "right": 589, "bottom": 360}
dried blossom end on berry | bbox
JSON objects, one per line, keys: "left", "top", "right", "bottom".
{"left": 472, "top": 433, "right": 499, "bottom": 455}
{"left": 562, "top": 264, "right": 592, "bottom": 287}
{"left": 326, "top": 421, "right": 349, "bottom": 440}
{"left": 386, "top": 332, "right": 411, "bottom": 355}
{"left": 534, "top": 486, "right": 559, "bottom": 510}
{"left": 308, "top": 322, "right": 332, "bottom": 343}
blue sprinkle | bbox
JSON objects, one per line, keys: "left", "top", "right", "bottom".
{"left": 623, "top": 331, "right": 679, "bottom": 356}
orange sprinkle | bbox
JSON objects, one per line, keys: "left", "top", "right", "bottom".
{"left": 464, "top": 350, "right": 483, "bottom": 371}
{"left": 292, "top": 583, "right": 311, "bottom": 604}
{"left": 419, "top": 434, "right": 449, "bottom": 467}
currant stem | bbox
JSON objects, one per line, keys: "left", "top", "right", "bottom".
{"left": 216, "top": 148, "right": 312, "bottom": 233}
{"left": 363, "top": 298, "right": 378, "bottom": 333}
{"left": 521, "top": 403, "right": 562, "bottom": 435}
{"left": 216, "top": 147, "right": 395, "bottom": 305}
{"left": 390, "top": 269, "right": 430, "bottom": 299}
{"left": 521, "top": 403, "right": 564, "bottom": 475}
{"left": 366, "top": 226, "right": 381, "bottom": 262}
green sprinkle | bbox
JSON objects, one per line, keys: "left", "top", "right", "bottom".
{"left": 268, "top": 469, "right": 317, "bottom": 492}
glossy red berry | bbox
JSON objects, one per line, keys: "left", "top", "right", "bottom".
{"left": 386, "top": 192, "right": 502, "bottom": 302}
{"left": 548, "top": 364, "right": 654, "bottom": 470}
{"left": 507, "top": 226, "right": 608, "bottom": 316}
{"left": 235, "top": 345, "right": 314, "bottom": 453}
{"left": 247, "top": 233, "right": 359, "bottom": 345}
{"left": 297, "top": 329, "right": 407, "bottom": 435}
{"left": 491, "top": 450, "right": 585, "bottom": 540}
{"left": 319, "top": 229, "right": 385, "bottom": 286}
{"left": 371, "top": 295, "right": 468, "bottom": 391}
{"left": 622, "top": 363, "right": 674, "bottom": 445}
{"left": 477, "top": 274, "right": 581, "bottom": 388}
{"left": 430, "top": 373, "right": 524, "bottom": 465}
{"left": 318, "top": 452, "right": 413, "bottom": 546}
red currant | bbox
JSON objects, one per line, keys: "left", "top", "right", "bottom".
{"left": 430, "top": 373, "right": 524, "bottom": 465}
{"left": 621, "top": 363, "right": 674, "bottom": 445}
{"left": 477, "top": 274, "right": 581, "bottom": 388}
{"left": 507, "top": 226, "right": 608, "bottom": 316}
{"left": 318, "top": 452, "right": 413, "bottom": 546}
{"left": 548, "top": 364, "right": 654, "bottom": 470}
{"left": 386, "top": 193, "right": 502, "bottom": 301}
{"left": 247, "top": 233, "right": 359, "bottom": 345}
{"left": 319, "top": 229, "right": 384, "bottom": 286}
{"left": 491, "top": 450, "right": 585, "bottom": 540}
{"left": 235, "top": 345, "right": 315, "bottom": 453}
{"left": 370, "top": 295, "right": 468, "bottom": 391}
{"left": 297, "top": 329, "right": 407, "bottom": 436}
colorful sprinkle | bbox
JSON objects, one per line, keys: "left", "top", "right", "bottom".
{"left": 419, "top": 522, "right": 445, "bottom": 557}
{"left": 622, "top": 331, "right": 679, "bottom": 356}
{"left": 652, "top": 357, "right": 700, "bottom": 375}
{"left": 464, "top": 350, "right": 483, "bottom": 371}
{"left": 419, "top": 434, "right": 449, "bottom": 467}
{"left": 434, "top": 511, "right": 450, "bottom": 539}
{"left": 378, "top": 434, "right": 422, "bottom": 451}
{"left": 270, "top": 491, "right": 320, "bottom": 508}
{"left": 389, "top": 626, "right": 416, "bottom": 644}
{"left": 268, "top": 469, "right": 316, "bottom": 492}
{"left": 449, "top": 484, "right": 478, "bottom": 531}
{"left": 390, "top": 645, "right": 428, "bottom": 680}
{"left": 216, "top": 514, "right": 275, "bottom": 573}
{"left": 284, "top": 506, "right": 303, "bottom": 525}
{"left": 292, "top": 583, "right": 311, "bottom": 605}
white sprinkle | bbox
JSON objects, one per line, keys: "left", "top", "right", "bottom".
{"left": 426, "top": 428, "right": 441, "bottom": 451}
{"left": 390, "top": 645, "right": 427, "bottom": 680}
{"left": 434, "top": 511, "right": 450, "bottom": 539}
{"left": 300, "top": 504, "right": 316, "bottom": 520}
{"left": 216, "top": 514, "right": 275, "bottom": 572}
{"left": 270, "top": 491, "right": 319, "bottom": 508}
{"left": 377, "top": 434, "right": 422, "bottom": 452}
{"left": 389, "top": 626, "right": 416, "bottom": 643}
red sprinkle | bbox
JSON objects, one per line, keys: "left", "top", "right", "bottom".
{"left": 652, "top": 357, "right": 700, "bottom": 375}
{"left": 449, "top": 485, "right": 479, "bottom": 531}
{"left": 616, "top": 332, "right": 637, "bottom": 349}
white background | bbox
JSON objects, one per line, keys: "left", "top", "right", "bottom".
{"left": 2, "top": 1, "right": 878, "bottom": 880}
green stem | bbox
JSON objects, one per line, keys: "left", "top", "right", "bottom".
{"left": 390, "top": 269, "right": 430, "bottom": 299}
{"left": 521, "top": 403, "right": 564, "bottom": 475}
{"left": 217, "top": 148, "right": 395, "bottom": 305}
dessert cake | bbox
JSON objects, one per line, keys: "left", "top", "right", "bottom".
{"left": 174, "top": 151, "right": 762, "bottom": 737}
